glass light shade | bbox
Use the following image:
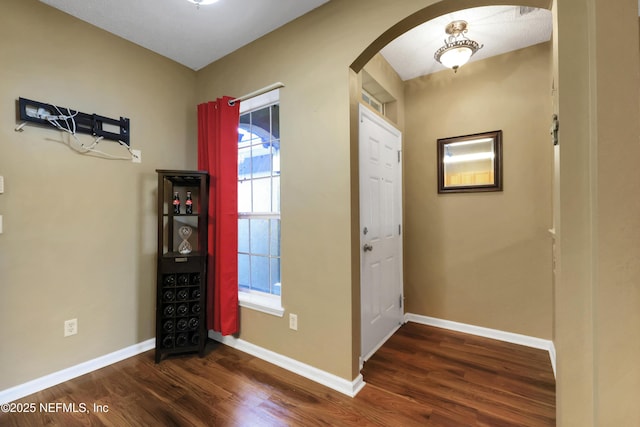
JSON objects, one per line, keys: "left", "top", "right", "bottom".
{"left": 434, "top": 24, "right": 482, "bottom": 73}
{"left": 439, "top": 47, "right": 473, "bottom": 70}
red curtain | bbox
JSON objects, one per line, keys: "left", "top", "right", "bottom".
{"left": 197, "top": 97, "right": 239, "bottom": 336}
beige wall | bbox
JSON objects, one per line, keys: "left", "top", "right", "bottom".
{"left": 2, "top": 0, "right": 640, "bottom": 424}
{"left": 196, "top": 0, "right": 440, "bottom": 381}
{"left": 403, "top": 42, "right": 553, "bottom": 339}
{"left": 554, "top": 0, "right": 640, "bottom": 425}
{"left": 0, "top": 0, "right": 196, "bottom": 389}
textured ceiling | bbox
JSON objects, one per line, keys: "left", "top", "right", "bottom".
{"left": 39, "top": 0, "right": 330, "bottom": 71}
{"left": 38, "top": 2, "right": 563, "bottom": 79}
{"left": 380, "top": 6, "right": 553, "bottom": 80}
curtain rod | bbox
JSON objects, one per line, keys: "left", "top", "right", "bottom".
{"left": 228, "top": 82, "right": 285, "bottom": 106}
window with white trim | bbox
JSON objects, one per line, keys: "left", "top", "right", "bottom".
{"left": 237, "top": 90, "right": 282, "bottom": 316}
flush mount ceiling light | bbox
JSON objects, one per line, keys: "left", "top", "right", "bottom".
{"left": 434, "top": 20, "right": 483, "bottom": 73}
{"left": 187, "top": 0, "right": 219, "bottom": 8}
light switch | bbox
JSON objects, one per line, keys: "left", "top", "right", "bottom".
{"left": 0, "top": 215, "right": 3, "bottom": 234}
{"left": 0, "top": 176, "right": 4, "bottom": 194}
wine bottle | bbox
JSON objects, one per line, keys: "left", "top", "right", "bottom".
{"left": 163, "top": 305, "right": 175, "bottom": 317}
{"left": 176, "top": 319, "right": 188, "bottom": 331}
{"left": 163, "top": 320, "right": 174, "bottom": 332}
{"left": 191, "top": 303, "right": 200, "bottom": 314}
{"left": 163, "top": 275, "right": 176, "bottom": 286}
{"left": 188, "top": 317, "right": 199, "bottom": 329}
{"left": 176, "top": 333, "right": 188, "bottom": 346}
{"left": 191, "top": 274, "right": 200, "bottom": 286}
{"left": 177, "top": 289, "right": 189, "bottom": 300}
{"left": 177, "top": 274, "right": 189, "bottom": 286}
{"left": 191, "top": 289, "right": 201, "bottom": 299}
{"left": 177, "top": 304, "right": 189, "bottom": 316}
{"left": 162, "top": 335, "right": 174, "bottom": 348}
{"left": 163, "top": 290, "right": 175, "bottom": 301}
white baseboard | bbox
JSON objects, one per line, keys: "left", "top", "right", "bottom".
{"left": 549, "top": 341, "right": 557, "bottom": 378}
{"left": 209, "top": 331, "right": 365, "bottom": 397}
{"left": 0, "top": 338, "right": 155, "bottom": 405}
{"left": 0, "top": 317, "right": 556, "bottom": 406}
{"left": 405, "top": 313, "right": 556, "bottom": 377}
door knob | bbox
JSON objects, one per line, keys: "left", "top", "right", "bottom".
{"left": 363, "top": 243, "right": 373, "bottom": 252}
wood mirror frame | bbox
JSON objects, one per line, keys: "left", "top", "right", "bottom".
{"left": 437, "top": 130, "right": 503, "bottom": 193}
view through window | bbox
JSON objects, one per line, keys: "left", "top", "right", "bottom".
{"left": 238, "top": 92, "right": 281, "bottom": 298}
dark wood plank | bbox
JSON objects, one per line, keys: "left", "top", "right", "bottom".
{"left": 362, "top": 323, "right": 556, "bottom": 426}
{"left": 0, "top": 323, "right": 555, "bottom": 426}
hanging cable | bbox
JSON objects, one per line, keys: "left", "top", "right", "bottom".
{"left": 44, "top": 110, "right": 134, "bottom": 160}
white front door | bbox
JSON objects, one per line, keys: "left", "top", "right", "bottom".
{"left": 359, "top": 104, "right": 403, "bottom": 362}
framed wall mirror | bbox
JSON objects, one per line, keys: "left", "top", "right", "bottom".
{"left": 437, "top": 130, "right": 503, "bottom": 193}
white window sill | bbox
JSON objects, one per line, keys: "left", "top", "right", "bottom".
{"left": 238, "top": 291, "right": 284, "bottom": 317}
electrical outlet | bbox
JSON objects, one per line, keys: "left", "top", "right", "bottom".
{"left": 64, "top": 318, "right": 78, "bottom": 337}
{"left": 131, "top": 149, "right": 141, "bottom": 163}
{"left": 289, "top": 313, "right": 298, "bottom": 331}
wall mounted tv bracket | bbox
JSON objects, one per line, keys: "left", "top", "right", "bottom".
{"left": 18, "top": 97, "right": 130, "bottom": 146}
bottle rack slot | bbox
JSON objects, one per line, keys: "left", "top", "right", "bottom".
{"left": 157, "top": 271, "right": 205, "bottom": 355}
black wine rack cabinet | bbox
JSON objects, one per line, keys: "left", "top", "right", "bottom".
{"left": 155, "top": 170, "right": 209, "bottom": 363}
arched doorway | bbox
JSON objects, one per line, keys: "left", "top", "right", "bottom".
{"left": 351, "top": 1, "right": 553, "bottom": 368}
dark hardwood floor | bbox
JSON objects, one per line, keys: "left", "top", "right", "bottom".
{"left": 0, "top": 323, "right": 555, "bottom": 426}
